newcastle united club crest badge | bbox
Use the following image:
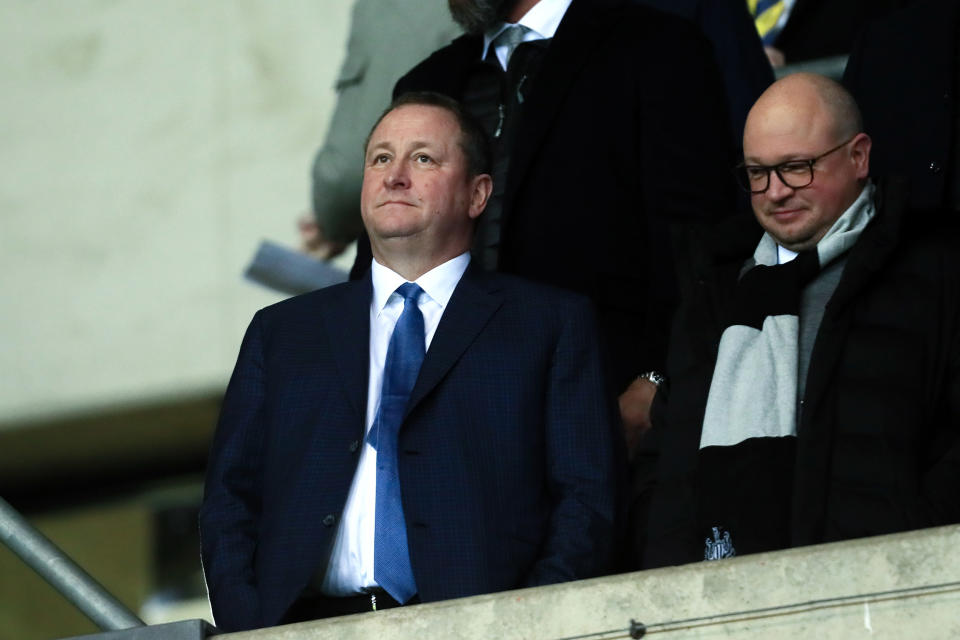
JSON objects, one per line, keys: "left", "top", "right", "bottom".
{"left": 704, "top": 526, "right": 736, "bottom": 561}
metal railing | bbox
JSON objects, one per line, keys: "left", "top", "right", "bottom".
{"left": 0, "top": 496, "right": 144, "bottom": 631}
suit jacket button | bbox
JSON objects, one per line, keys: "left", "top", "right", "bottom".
{"left": 322, "top": 514, "right": 336, "bottom": 527}
{"left": 929, "top": 161, "right": 942, "bottom": 174}
{"left": 349, "top": 439, "right": 360, "bottom": 453}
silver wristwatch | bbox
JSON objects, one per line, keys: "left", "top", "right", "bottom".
{"left": 639, "top": 371, "right": 666, "bottom": 387}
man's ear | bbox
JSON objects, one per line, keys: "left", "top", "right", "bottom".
{"left": 468, "top": 173, "right": 493, "bottom": 219}
{"left": 850, "top": 132, "right": 872, "bottom": 179}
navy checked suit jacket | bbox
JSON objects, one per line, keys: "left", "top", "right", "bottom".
{"left": 199, "top": 266, "right": 619, "bottom": 631}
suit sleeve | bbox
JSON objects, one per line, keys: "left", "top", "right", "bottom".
{"left": 199, "top": 313, "right": 268, "bottom": 631}
{"left": 526, "top": 297, "right": 621, "bottom": 585}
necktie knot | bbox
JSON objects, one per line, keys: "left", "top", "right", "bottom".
{"left": 395, "top": 282, "right": 423, "bottom": 306}
{"left": 489, "top": 24, "right": 530, "bottom": 67}
{"left": 493, "top": 24, "right": 528, "bottom": 48}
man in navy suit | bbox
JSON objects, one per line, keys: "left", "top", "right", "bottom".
{"left": 349, "top": 0, "right": 738, "bottom": 464}
{"left": 199, "top": 92, "right": 619, "bottom": 632}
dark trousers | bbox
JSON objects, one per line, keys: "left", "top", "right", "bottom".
{"left": 281, "top": 587, "right": 419, "bottom": 623}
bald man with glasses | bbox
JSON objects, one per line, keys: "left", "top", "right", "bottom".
{"left": 639, "top": 72, "right": 960, "bottom": 568}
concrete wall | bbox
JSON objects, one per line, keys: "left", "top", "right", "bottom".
{"left": 0, "top": 1, "right": 355, "bottom": 425}
{"left": 222, "top": 525, "right": 960, "bottom": 639}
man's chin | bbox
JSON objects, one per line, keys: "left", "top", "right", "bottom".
{"left": 760, "top": 219, "right": 813, "bottom": 251}
{"left": 771, "top": 230, "right": 820, "bottom": 253}
{"left": 370, "top": 225, "right": 423, "bottom": 243}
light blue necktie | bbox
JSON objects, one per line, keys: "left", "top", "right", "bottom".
{"left": 489, "top": 23, "right": 530, "bottom": 69}
{"left": 368, "top": 282, "right": 424, "bottom": 604}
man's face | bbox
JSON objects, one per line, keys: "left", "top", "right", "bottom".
{"left": 448, "top": 0, "right": 511, "bottom": 34}
{"left": 743, "top": 101, "right": 870, "bottom": 252}
{"left": 361, "top": 104, "right": 488, "bottom": 260}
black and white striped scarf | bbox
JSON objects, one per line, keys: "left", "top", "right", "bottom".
{"left": 701, "top": 182, "right": 876, "bottom": 449}
{"left": 694, "top": 182, "right": 876, "bottom": 559}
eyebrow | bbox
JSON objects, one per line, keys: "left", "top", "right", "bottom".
{"left": 369, "top": 140, "right": 437, "bottom": 153}
{"left": 367, "top": 141, "right": 393, "bottom": 154}
{"left": 743, "top": 152, "right": 817, "bottom": 165}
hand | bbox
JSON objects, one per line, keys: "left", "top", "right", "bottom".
{"left": 764, "top": 46, "right": 785, "bottom": 69}
{"left": 298, "top": 211, "right": 348, "bottom": 260}
{"left": 619, "top": 377, "right": 658, "bottom": 460}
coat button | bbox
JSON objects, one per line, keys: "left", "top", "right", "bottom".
{"left": 929, "top": 161, "right": 943, "bottom": 174}
{"left": 349, "top": 439, "right": 360, "bottom": 453}
{"left": 322, "top": 514, "right": 336, "bottom": 527}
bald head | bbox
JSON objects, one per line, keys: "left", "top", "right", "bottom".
{"left": 746, "top": 73, "right": 862, "bottom": 148}
{"left": 742, "top": 73, "right": 871, "bottom": 251}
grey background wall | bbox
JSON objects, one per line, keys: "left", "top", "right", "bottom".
{"left": 0, "top": 1, "right": 356, "bottom": 425}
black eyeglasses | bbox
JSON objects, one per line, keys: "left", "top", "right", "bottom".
{"left": 735, "top": 136, "right": 856, "bottom": 194}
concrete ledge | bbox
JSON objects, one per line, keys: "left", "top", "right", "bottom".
{"left": 65, "top": 619, "right": 216, "bottom": 640}
{"left": 222, "top": 525, "right": 960, "bottom": 639}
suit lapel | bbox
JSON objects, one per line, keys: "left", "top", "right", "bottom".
{"left": 404, "top": 266, "right": 503, "bottom": 418}
{"left": 321, "top": 276, "right": 372, "bottom": 425}
{"left": 503, "top": 0, "right": 612, "bottom": 214}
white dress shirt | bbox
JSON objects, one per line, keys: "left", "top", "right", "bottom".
{"left": 481, "top": 0, "right": 572, "bottom": 70}
{"left": 320, "top": 252, "right": 471, "bottom": 596}
{"left": 777, "top": 245, "right": 798, "bottom": 264}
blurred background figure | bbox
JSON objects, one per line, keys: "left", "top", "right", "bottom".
{"left": 635, "top": 0, "right": 774, "bottom": 153}
{"left": 843, "top": 0, "right": 960, "bottom": 211}
{"left": 746, "top": 0, "right": 909, "bottom": 71}
{"left": 298, "top": 0, "right": 460, "bottom": 260}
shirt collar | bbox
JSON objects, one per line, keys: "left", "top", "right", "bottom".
{"left": 777, "top": 245, "right": 798, "bottom": 265}
{"left": 370, "top": 252, "right": 471, "bottom": 315}
{"left": 481, "top": 0, "right": 572, "bottom": 60}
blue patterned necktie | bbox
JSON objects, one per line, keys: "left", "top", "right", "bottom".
{"left": 368, "top": 282, "right": 424, "bottom": 604}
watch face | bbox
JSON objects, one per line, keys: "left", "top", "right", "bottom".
{"left": 642, "top": 371, "right": 665, "bottom": 387}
